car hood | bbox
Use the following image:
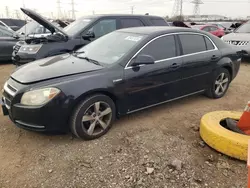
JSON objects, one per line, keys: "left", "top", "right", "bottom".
{"left": 223, "top": 33, "right": 250, "bottom": 41}
{"left": 20, "top": 8, "right": 68, "bottom": 37}
{"left": 11, "top": 54, "right": 103, "bottom": 84}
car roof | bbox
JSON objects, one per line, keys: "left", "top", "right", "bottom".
{"left": 79, "top": 14, "right": 164, "bottom": 19}
{"left": 116, "top": 26, "right": 201, "bottom": 35}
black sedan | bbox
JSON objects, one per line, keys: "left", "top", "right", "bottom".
{"left": 2, "top": 27, "right": 241, "bottom": 140}
{"left": 0, "top": 25, "right": 21, "bottom": 62}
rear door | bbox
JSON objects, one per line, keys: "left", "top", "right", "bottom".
{"left": 177, "top": 33, "right": 221, "bottom": 95}
{"left": 124, "top": 34, "right": 183, "bottom": 112}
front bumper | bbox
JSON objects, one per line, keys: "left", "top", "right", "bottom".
{"left": 2, "top": 79, "right": 70, "bottom": 132}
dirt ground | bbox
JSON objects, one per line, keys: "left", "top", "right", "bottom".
{"left": 0, "top": 63, "right": 249, "bottom": 188}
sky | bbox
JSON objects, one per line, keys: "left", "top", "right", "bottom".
{"left": 0, "top": 0, "right": 250, "bottom": 19}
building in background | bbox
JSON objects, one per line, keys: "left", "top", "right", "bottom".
{"left": 184, "top": 14, "right": 229, "bottom": 21}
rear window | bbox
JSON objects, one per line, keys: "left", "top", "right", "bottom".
{"left": 150, "top": 18, "right": 168, "bottom": 26}
{"left": 204, "top": 37, "right": 215, "bottom": 50}
{"left": 120, "top": 18, "right": 144, "bottom": 28}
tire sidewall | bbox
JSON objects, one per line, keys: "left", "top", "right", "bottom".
{"left": 211, "top": 68, "right": 231, "bottom": 99}
{"left": 71, "top": 95, "right": 116, "bottom": 140}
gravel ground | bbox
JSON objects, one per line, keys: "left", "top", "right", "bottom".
{"left": 0, "top": 63, "right": 249, "bottom": 188}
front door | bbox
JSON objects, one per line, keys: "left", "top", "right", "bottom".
{"left": 124, "top": 35, "right": 183, "bottom": 112}
{"left": 177, "top": 33, "right": 221, "bottom": 95}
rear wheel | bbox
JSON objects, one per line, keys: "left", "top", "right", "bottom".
{"left": 205, "top": 68, "right": 231, "bottom": 99}
{"left": 70, "top": 94, "right": 116, "bottom": 140}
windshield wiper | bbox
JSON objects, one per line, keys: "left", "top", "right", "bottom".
{"left": 77, "top": 56, "right": 101, "bottom": 66}
{"left": 72, "top": 51, "right": 85, "bottom": 56}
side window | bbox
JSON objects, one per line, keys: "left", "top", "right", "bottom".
{"left": 120, "top": 18, "right": 144, "bottom": 28}
{"left": 202, "top": 27, "right": 210, "bottom": 32}
{"left": 87, "top": 19, "right": 117, "bottom": 38}
{"left": 150, "top": 19, "right": 168, "bottom": 26}
{"left": 0, "top": 28, "right": 12, "bottom": 37}
{"left": 204, "top": 37, "right": 215, "bottom": 50}
{"left": 179, "top": 34, "right": 206, "bottom": 55}
{"left": 139, "top": 35, "right": 176, "bottom": 61}
{"left": 210, "top": 26, "right": 218, "bottom": 31}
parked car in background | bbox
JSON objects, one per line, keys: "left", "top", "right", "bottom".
{"left": 211, "top": 23, "right": 232, "bottom": 34}
{"left": 0, "top": 25, "right": 21, "bottom": 62}
{"left": 16, "top": 19, "right": 68, "bottom": 38}
{"left": 191, "top": 24, "right": 225, "bottom": 38}
{"left": 0, "top": 19, "right": 26, "bottom": 31}
{"left": 2, "top": 27, "right": 241, "bottom": 139}
{"left": 12, "top": 8, "right": 169, "bottom": 66}
{"left": 222, "top": 20, "right": 250, "bottom": 56}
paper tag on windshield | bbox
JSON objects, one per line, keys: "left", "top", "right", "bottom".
{"left": 125, "top": 36, "right": 143, "bottom": 42}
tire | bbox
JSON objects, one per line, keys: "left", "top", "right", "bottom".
{"left": 70, "top": 94, "right": 116, "bottom": 140}
{"left": 205, "top": 68, "right": 231, "bottom": 99}
{"left": 200, "top": 111, "right": 248, "bottom": 161}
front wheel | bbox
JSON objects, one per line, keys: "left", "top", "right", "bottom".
{"left": 70, "top": 94, "right": 116, "bottom": 140}
{"left": 205, "top": 68, "right": 231, "bottom": 99}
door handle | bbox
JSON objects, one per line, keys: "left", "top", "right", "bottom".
{"left": 170, "top": 63, "right": 180, "bottom": 69}
{"left": 211, "top": 55, "right": 219, "bottom": 60}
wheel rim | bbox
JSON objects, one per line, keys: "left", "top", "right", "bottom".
{"left": 81, "top": 101, "right": 112, "bottom": 136}
{"left": 214, "top": 73, "right": 229, "bottom": 96}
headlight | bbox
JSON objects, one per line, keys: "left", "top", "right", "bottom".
{"left": 18, "top": 44, "right": 42, "bottom": 54}
{"left": 21, "top": 88, "right": 60, "bottom": 106}
{"left": 221, "top": 36, "right": 224, "bottom": 40}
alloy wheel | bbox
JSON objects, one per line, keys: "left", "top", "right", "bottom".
{"left": 214, "top": 73, "right": 229, "bottom": 96}
{"left": 82, "top": 101, "right": 112, "bottom": 136}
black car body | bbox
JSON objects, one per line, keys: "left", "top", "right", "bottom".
{"left": 2, "top": 27, "right": 241, "bottom": 139}
{"left": 12, "top": 8, "right": 169, "bottom": 66}
{"left": 0, "top": 25, "right": 21, "bottom": 62}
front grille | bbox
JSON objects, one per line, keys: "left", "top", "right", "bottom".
{"left": 3, "top": 83, "right": 17, "bottom": 97}
{"left": 13, "top": 45, "right": 21, "bottom": 53}
{"left": 7, "top": 84, "right": 17, "bottom": 93}
{"left": 225, "top": 40, "right": 249, "bottom": 46}
{"left": 2, "top": 82, "right": 18, "bottom": 109}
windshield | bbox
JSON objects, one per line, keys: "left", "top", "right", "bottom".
{"left": 76, "top": 31, "right": 147, "bottom": 65}
{"left": 64, "top": 17, "right": 93, "bottom": 36}
{"left": 235, "top": 22, "right": 250, "bottom": 33}
{"left": 17, "top": 20, "right": 40, "bottom": 35}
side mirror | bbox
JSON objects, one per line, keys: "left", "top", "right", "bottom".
{"left": 82, "top": 31, "right": 95, "bottom": 40}
{"left": 132, "top": 54, "right": 155, "bottom": 66}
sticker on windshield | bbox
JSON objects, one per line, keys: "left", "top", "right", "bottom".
{"left": 125, "top": 36, "right": 143, "bottom": 42}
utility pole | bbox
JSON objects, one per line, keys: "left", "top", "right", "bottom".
{"left": 131, "top": 6, "right": 134, "bottom": 14}
{"left": 71, "top": 0, "right": 76, "bottom": 20}
{"left": 171, "top": 0, "right": 183, "bottom": 19}
{"left": 191, "top": 0, "right": 203, "bottom": 17}
{"left": 5, "top": 6, "right": 10, "bottom": 18}
{"left": 15, "top": 10, "right": 20, "bottom": 19}
{"left": 92, "top": 10, "right": 95, "bottom": 15}
{"left": 57, "top": 0, "right": 62, "bottom": 19}
{"left": 22, "top": 0, "right": 26, "bottom": 8}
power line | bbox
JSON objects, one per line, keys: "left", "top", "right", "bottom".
{"left": 5, "top": 6, "right": 10, "bottom": 18}
{"left": 172, "top": 0, "right": 183, "bottom": 17}
{"left": 57, "top": 0, "right": 62, "bottom": 19}
{"left": 191, "top": 0, "right": 203, "bottom": 16}
{"left": 14, "top": 9, "right": 20, "bottom": 19}
{"left": 71, "top": 0, "right": 76, "bottom": 20}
